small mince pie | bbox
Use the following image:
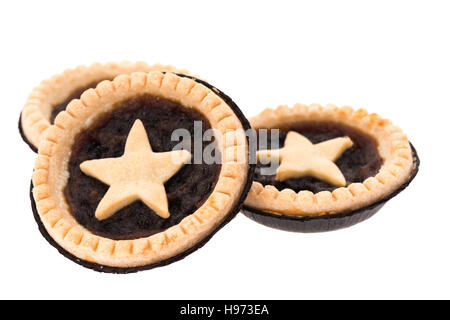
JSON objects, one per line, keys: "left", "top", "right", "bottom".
{"left": 242, "top": 104, "right": 419, "bottom": 232}
{"left": 20, "top": 61, "right": 191, "bottom": 151}
{"left": 31, "top": 72, "right": 254, "bottom": 272}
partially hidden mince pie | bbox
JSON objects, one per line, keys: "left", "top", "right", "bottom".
{"left": 20, "top": 61, "right": 192, "bottom": 152}
{"left": 242, "top": 104, "right": 419, "bottom": 232}
{"left": 31, "top": 72, "right": 254, "bottom": 272}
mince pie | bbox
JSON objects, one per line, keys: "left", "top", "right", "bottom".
{"left": 20, "top": 61, "right": 191, "bottom": 151}
{"left": 242, "top": 104, "right": 419, "bottom": 232}
{"left": 31, "top": 72, "right": 254, "bottom": 272}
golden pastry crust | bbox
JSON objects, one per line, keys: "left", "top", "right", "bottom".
{"left": 21, "top": 61, "right": 192, "bottom": 149}
{"left": 32, "top": 71, "right": 249, "bottom": 268}
{"left": 244, "top": 103, "right": 414, "bottom": 217}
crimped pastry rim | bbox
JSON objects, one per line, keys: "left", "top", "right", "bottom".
{"left": 31, "top": 71, "right": 250, "bottom": 268}
{"left": 244, "top": 103, "right": 414, "bottom": 217}
{"left": 21, "top": 61, "right": 192, "bottom": 149}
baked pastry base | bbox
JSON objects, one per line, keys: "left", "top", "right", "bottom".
{"left": 19, "top": 112, "right": 38, "bottom": 152}
{"left": 242, "top": 143, "right": 419, "bottom": 233}
{"left": 31, "top": 178, "right": 252, "bottom": 273}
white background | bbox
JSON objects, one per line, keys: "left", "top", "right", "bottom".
{"left": 0, "top": 0, "right": 447, "bottom": 299}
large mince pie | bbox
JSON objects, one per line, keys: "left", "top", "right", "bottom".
{"left": 31, "top": 71, "right": 254, "bottom": 272}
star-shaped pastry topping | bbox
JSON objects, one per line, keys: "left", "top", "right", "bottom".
{"left": 257, "top": 131, "right": 353, "bottom": 186}
{"left": 80, "top": 119, "right": 191, "bottom": 221}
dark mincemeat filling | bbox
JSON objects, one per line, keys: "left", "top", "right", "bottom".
{"left": 65, "top": 94, "right": 221, "bottom": 240}
{"left": 50, "top": 79, "right": 110, "bottom": 124}
{"left": 254, "top": 121, "right": 383, "bottom": 193}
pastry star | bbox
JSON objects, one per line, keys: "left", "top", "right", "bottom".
{"left": 257, "top": 131, "right": 353, "bottom": 186}
{"left": 80, "top": 119, "right": 191, "bottom": 221}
